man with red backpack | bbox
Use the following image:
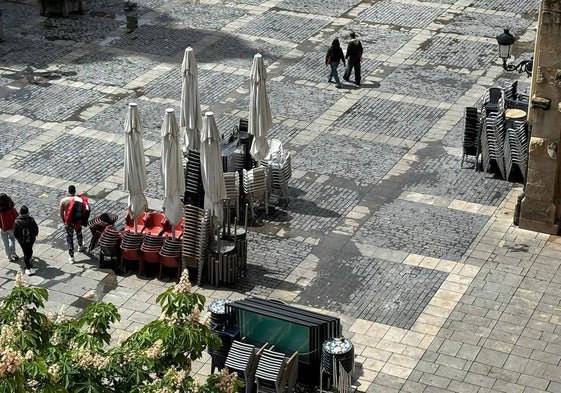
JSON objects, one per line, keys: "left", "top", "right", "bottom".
{"left": 59, "top": 185, "right": 90, "bottom": 263}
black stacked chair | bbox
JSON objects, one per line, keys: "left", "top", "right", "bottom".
{"left": 483, "top": 87, "right": 505, "bottom": 116}
{"left": 98, "top": 225, "right": 122, "bottom": 269}
{"left": 481, "top": 112, "right": 506, "bottom": 179}
{"left": 159, "top": 236, "right": 182, "bottom": 282}
{"left": 504, "top": 121, "right": 529, "bottom": 182}
{"left": 88, "top": 213, "right": 118, "bottom": 251}
{"left": 184, "top": 150, "right": 204, "bottom": 208}
{"left": 462, "top": 107, "right": 480, "bottom": 169}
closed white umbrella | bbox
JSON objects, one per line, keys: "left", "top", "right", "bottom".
{"left": 161, "top": 108, "right": 186, "bottom": 235}
{"left": 123, "top": 102, "right": 148, "bottom": 234}
{"left": 200, "top": 111, "right": 227, "bottom": 223}
{"left": 180, "top": 47, "right": 202, "bottom": 152}
{"left": 249, "top": 53, "right": 272, "bottom": 162}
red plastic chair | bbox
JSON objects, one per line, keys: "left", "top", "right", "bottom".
{"left": 145, "top": 212, "right": 166, "bottom": 236}
{"left": 120, "top": 248, "right": 142, "bottom": 273}
{"left": 140, "top": 249, "right": 161, "bottom": 276}
{"left": 124, "top": 212, "right": 150, "bottom": 234}
{"left": 162, "top": 218, "right": 184, "bottom": 239}
{"left": 159, "top": 254, "right": 182, "bottom": 283}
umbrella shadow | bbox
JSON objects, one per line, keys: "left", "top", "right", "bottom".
{"left": 31, "top": 257, "right": 71, "bottom": 280}
{"left": 228, "top": 264, "right": 302, "bottom": 294}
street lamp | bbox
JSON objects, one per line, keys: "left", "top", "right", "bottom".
{"left": 496, "top": 28, "right": 533, "bottom": 77}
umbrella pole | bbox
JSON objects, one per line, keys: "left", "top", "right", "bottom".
{"left": 134, "top": 220, "right": 138, "bottom": 235}
{"left": 244, "top": 203, "right": 248, "bottom": 232}
{"left": 227, "top": 198, "right": 231, "bottom": 237}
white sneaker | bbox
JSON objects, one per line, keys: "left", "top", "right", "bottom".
{"left": 25, "top": 269, "right": 33, "bottom": 276}
{"left": 68, "top": 256, "right": 75, "bottom": 263}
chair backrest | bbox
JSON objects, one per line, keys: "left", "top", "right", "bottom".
{"left": 255, "top": 349, "right": 287, "bottom": 384}
{"left": 225, "top": 340, "right": 256, "bottom": 373}
{"left": 488, "top": 87, "right": 503, "bottom": 103}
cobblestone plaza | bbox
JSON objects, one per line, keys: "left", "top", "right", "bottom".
{"left": 2, "top": 0, "right": 561, "bottom": 392}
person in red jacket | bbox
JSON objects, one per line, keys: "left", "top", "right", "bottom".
{"left": 0, "top": 193, "right": 20, "bottom": 262}
{"left": 59, "top": 185, "right": 90, "bottom": 263}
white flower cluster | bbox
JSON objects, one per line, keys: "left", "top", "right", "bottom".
{"left": 48, "top": 363, "right": 60, "bottom": 379}
{"left": 15, "top": 271, "right": 26, "bottom": 287}
{"left": 216, "top": 369, "right": 238, "bottom": 393}
{"left": 24, "top": 350, "right": 35, "bottom": 361}
{"left": 16, "top": 309, "right": 27, "bottom": 330}
{"left": 0, "top": 347, "right": 23, "bottom": 378}
{"left": 188, "top": 306, "right": 201, "bottom": 323}
{"left": 174, "top": 271, "right": 192, "bottom": 294}
{"left": 0, "top": 325, "right": 16, "bottom": 347}
{"left": 145, "top": 339, "right": 165, "bottom": 360}
{"left": 72, "top": 348, "right": 109, "bottom": 371}
{"left": 165, "top": 368, "right": 187, "bottom": 388}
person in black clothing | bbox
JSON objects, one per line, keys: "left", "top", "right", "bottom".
{"left": 325, "top": 38, "right": 346, "bottom": 88}
{"left": 344, "top": 31, "right": 363, "bottom": 86}
{"left": 13, "top": 206, "right": 39, "bottom": 276}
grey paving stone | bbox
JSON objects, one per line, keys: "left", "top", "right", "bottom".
{"left": 327, "top": 24, "right": 416, "bottom": 58}
{"left": 83, "top": 97, "right": 177, "bottom": 143}
{"left": 353, "top": 200, "right": 489, "bottom": 261}
{"left": 411, "top": 36, "right": 498, "bottom": 70}
{"left": 2, "top": 1, "right": 37, "bottom": 29}
{"left": 106, "top": 24, "right": 210, "bottom": 57}
{"left": 63, "top": 49, "right": 160, "bottom": 86}
{"left": 357, "top": 0, "right": 446, "bottom": 28}
{"left": 238, "top": 12, "right": 329, "bottom": 43}
{"left": 196, "top": 35, "right": 294, "bottom": 70}
{"left": 333, "top": 96, "right": 446, "bottom": 141}
{"left": 548, "top": 381, "right": 561, "bottom": 393}
{"left": 297, "top": 255, "right": 447, "bottom": 327}
{"left": 276, "top": 0, "right": 362, "bottom": 17}
{"left": 419, "top": 373, "right": 451, "bottom": 389}
{"left": 293, "top": 133, "right": 407, "bottom": 185}
{"left": 475, "top": 348, "right": 509, "bottom": 368}
{"left": 469, "top": 0, "right": 540, "bottom": 14}
{"left": 0, "top": 120, "right": 47, "bottom": 160}
{"left": 155, "top": 2, "right": 246, "bottom": 29}
{"left": 13, "top": 133, "right": 123, "bottom": 185}
{"left": 440, "top": 12, "right": 533, "bottom": 39}
{"left": 1, "top": 83, "right": 107, "bottom": 122}
{"left": 144, "top": 66, "right": 246, "bottom": 105}
{"left": 447, "top": 380, "right": 480, "bottom": 393}
{"left": 85, "top": 0, "right": 167, "bottom": 17}
{"left": 377, "top": 64, "right": 477, "bottom": 102}
{"left": 233, "top": 232, "right": 313, "bottom": 297}
{"left": 404, "top": 148, "right": 514, "bottom": 206}
{"left": 28, "top": 14, "right": 122, "bottom": 42}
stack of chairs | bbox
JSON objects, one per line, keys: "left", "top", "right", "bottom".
{"left": 120, "top": 231, "right": 143, "bottom": 273}
{"left": 483, "top": 87, "right": 505, "bottom": 116}
{"left": 243, "top": 167, "right": 269, "bottom": 218}
{"left": 98, "top": 225, "right": 122, "bottom": 269}
{"left": 504, "top": 121, "right": 529, "bottom": 182}
{"left": 481, "top": 112, "right": 506, "bottom": 179}
{"left": 224, "top": 172, "right": 240, "bottom": 221}
{"left": 255, "top": 349, "right": 299, "bottom": 393}
{"left": 261, "top": 139, "right": 292, "bottom": 205}
{"left": 124, "top": 211, "right": 150, "bottom": 234}
{"left": 225, "top": 341, "right": 268, "bottom": 393}
{"left": 159, "top": 236, "right": 182, "bottom": 282}
{"left": 181, "top": 205, "right": 211, "bottom": 281}
{"left": 139, "top": 233, "right": 164, "bottom": 276}
{"left": 184, "top": 150, "right": 204, "bottom": 208}
{"left": 88, "top": 213, "right": 118, "bottom": 251}
{"left": 462, "top": 107, "right": 480, "bottom": 169}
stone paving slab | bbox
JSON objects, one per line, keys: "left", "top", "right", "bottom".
{"left": 0, "top": 0, "right": 551, "bottom": 392}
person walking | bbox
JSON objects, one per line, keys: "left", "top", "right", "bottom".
{"left": 13, "top": 205, "right": 39, "bottom": 276}
{"left": 343, "top": 31, "right": 363, "bottom": 87}
{"left": 0, "top": 193, "right": 20, "bottom": 262}
{"left": 326, "top": 38, "right": 346, "bottom": 88}
{"left": 59, "top": 185, "right": 90, "bottom": 263}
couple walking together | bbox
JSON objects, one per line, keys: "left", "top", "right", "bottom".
{"left": 325, "top": 31, "right": 363, "bottom": 88}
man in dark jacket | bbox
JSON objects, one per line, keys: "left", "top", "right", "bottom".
{"left": 344, "top": 31, "right": 363, "bottom": 86}
{"left": 13, "top": 205, "right": 39, "bottom": 276}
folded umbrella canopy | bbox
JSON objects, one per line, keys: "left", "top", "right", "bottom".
{"left": 161, "top": 108, "right": 186, "bottom": 236}
{"left": 180, "top": 47, "right": 203, "bottom": 152}
{"left": 123, "top": 102, "right": 148, "bottom": 234}
{"left": 249, "top": 53, "right": 273, "bottom": 162}
{"left": 200, "top": 111, "right": 227, "bottom": 223}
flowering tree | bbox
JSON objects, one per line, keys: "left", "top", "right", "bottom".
{"left": 0, "top": 271, "right": 241, "bottom": 393}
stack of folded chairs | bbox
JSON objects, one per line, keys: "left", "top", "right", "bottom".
{"left": 140, "top": 234, "right": 164, "bottom": 276}
{"left": 120, "top": 231, "right": 143, "bottom": 273}
{"left": 504, "top": 120, "right": 529, "bottom": 182}
{"left": 98, "top": 225, "right": 122, "bottom": 269}
{"left": 462, "top": 107, "right": 480, "bottom": 169}
{"left": 481, "top": 111, "right": 506, "bottom": 179}
{"left": 159, "top": 236, "right": 182, "bottom": 282}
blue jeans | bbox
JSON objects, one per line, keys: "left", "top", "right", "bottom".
{"left": 1, "top": 229, "right": 17, "bottom": 260}
{"left": 328, "top": 61, "right": 341, "bottom": 85}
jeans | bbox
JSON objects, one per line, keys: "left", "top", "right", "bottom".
{"left": 328, "top": 61, "right": 341, "bottom": 85}
{"left": 1, "top": 229, "right": 17, "bottom": 260}
{"left": 65, "top": 223, "right": 83, "bottom": 257}
{"left": 344, "top": 57, "right": 361, "bottom": 85}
